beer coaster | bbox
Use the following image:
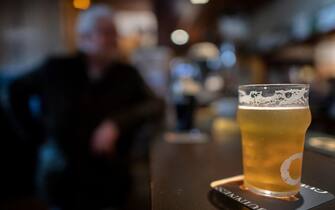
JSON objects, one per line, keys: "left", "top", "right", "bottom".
{"left": 209, "top": 175, "right": 334, "bottom": 210}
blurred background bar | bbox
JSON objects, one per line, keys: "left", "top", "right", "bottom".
{"left": 1, "top": 0, "right": 335, "bottom": 209}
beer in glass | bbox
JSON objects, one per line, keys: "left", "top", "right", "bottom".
{"left": 237, "top": 84, "right": 311, "bottom": 198}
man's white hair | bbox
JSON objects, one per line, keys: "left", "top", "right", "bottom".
{"left": 76, "top": 4, "right": 114, "bottom": 36}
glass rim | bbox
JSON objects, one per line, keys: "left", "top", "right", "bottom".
{"left": 238, "top": 83, "right": 309, "bottom": 89}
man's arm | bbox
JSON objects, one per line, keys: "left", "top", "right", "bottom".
{"left": 91, "top": 65, "right": 165, "bottom": 156}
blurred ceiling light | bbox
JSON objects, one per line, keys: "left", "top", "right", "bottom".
{"left": 204, "top": 75, "right": 224, "bottom": 92}
{"left": 190, "top": 0, "right": 210, "bottom": 4}
{"left": 220, "top": 50, "right": 236, "bottom": 68}
{"left": 220, "top": 42, "right": 235, "bottom": 52}
{"left": 73, "top": 0, "right": 90, "bottom": 10}
{"left": 171, "top": 29, "right": 189, "bottom": 45}
{"left": 189, "top": 42, "right": 219, "bottom": 60}
{"left": 218, "top": 16, "right": 248, "bottom": 41}
{"left": 315, "top": 39, "right": 335, "bottom": 78}
{"left": 316, "top": 4, "right": 335, "bottom": 33}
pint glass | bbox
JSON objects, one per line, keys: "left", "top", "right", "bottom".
{"left": 237, "top": 84, "right": 311, "bottom": 198}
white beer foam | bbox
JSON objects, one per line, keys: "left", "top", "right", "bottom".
{"left": 238, "top": 106, "right": 309, "bottom": 110}
{"left": 239, "top": 88, "right": 309, "bottom": 107}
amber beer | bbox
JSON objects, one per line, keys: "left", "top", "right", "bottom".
{"left": 238, "top": 84, "right": 311, "bottom": 198}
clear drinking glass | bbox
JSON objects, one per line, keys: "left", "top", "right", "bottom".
{"left": 237, "top": 84, "right": 311, "bottom": 198}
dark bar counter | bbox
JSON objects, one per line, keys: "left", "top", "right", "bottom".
{"left": 150, "top": 134, "right": 335, "bottom": 210}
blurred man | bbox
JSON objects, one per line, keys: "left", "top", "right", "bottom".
{"left": 10, "top": 5, "right": 164, "bottom": 210}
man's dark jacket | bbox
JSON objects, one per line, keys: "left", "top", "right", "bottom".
{"left": 10, "top": 53, "right": 163, "bottom": 159}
